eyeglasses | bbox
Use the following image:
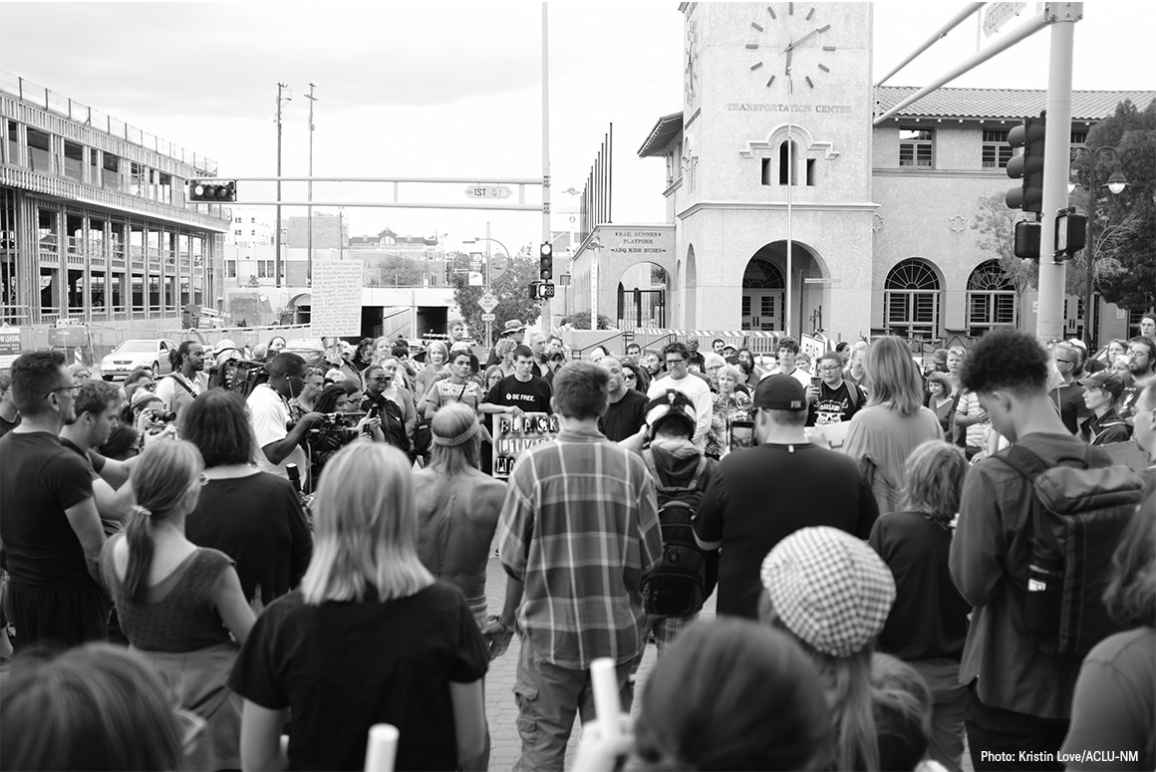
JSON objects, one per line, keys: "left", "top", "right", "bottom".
{"left": 45, "top": 384, "right": 81, "bottom": 398}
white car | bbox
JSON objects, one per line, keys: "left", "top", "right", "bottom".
{"left": 101, "top": 339, "right": 175, "bottom": 381}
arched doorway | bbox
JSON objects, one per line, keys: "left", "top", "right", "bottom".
{"left": 742, "top": 257, "right": 784, "bottom": 331}
{"left": 617, "top": 262, "right": 667, "bottom": 328}
{"left": 884, "top": 258, "right": 941, "bottom": 339}
{"left": 288, "top": 293, "right": 312, "bottom": 325}
{"left": 966, "top": 260, "right": 1017, "bottom": 336}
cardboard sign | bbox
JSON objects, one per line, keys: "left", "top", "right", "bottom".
{"left": 310, "top": 259, "right": 364, "bottom": 337}
{"left": 492, "top": 411, "right": 559, "bottom": 478}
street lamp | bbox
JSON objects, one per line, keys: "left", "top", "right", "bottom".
{"left": 1069, "top": 145, "right": 1130, "bottom": 347}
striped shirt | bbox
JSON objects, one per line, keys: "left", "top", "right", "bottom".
{"left": 498, "top": 424, "right": 662, "bottom": 669}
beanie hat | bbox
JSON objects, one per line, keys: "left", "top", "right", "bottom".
{"left": 644, "top": 390, "right": 698, "bottom": 437}
{"left": 760, "top": 526, "right": 896, "bottom": 658}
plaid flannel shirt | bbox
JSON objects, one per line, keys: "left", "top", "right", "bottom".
{"left": 498, "top": 425, "right": 662, "bottom": 669}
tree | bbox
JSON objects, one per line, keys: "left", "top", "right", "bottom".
{"left": 559, "top": 311, "right": 614, "bottom": 330}
{"left": 1076, "top": 99, "right": 1156, "bottom": 314}
{"left": 971, "top": 192, "right": 1083, "bottom": 298}
{"left": 452, "top": 256, "right": 543, "bottom": 346}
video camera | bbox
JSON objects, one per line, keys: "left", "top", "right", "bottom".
{"left": 230, "top": 360, "right": 268, "bottom": 397}
{"left": 311, "top": 411, "right": 368, "bottom": 441}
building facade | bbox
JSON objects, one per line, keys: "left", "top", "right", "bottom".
{"left": 563, "top": 3, "right": 1154, "bottom": 345}
{"left": 0, "top": 75, "right": 229, "bottom": 336}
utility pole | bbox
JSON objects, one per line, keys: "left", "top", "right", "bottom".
{"left": 540, "top": 1, "right": 552, "bottom": 334}
{"left": 274, "top": 82, "right": 290, "bottom": 289}
{"left": 485, "top": 221, "right": 493, "bottom": 348}
{"left": 305, "top": 83, "right": 317, "bottom": 286}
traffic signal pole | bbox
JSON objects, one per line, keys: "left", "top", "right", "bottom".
{"left": 1035, "top": 8, "right": 1078, "bottom": 342}
{"left": 540, "top": 1, "right": 553, "bottom": 334}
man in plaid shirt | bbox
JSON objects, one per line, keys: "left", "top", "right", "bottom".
{"left": 491, "top": 360, "right": 662, "bottom": 772}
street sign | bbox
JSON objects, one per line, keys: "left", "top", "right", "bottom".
{"left": 559, "top": 273, "right": 571, "bottom": 286}
{"left": 464, "top": 185, "right": 512, "bottom": 200}
{"left": 478, "top": 293, "right": 498, "bottom": 313}
{"left": 481, "top": 312, "right": 496, "bottom": 322}
{"left": 0, "top": 326, "right": 21, "bottom": 370}
{"left": 468, "top": 271, "right": 484, "bottom": 287}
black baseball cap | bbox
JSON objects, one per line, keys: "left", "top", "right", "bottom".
{"left": 753, "top": 374, "right": 807, "bottom": 410}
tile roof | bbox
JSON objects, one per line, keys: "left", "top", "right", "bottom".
{"left": 638, "top": 112, "right": 684, "bottom": 157}
{"left": 874, "top": 86, "right": 1156, "bottom": 121}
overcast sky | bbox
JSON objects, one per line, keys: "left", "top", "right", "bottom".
{"left": 2, "top": 1, "right": 1153, "bottom": 253}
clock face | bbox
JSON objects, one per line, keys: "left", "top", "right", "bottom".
{"left": 746, "top": 2, "right": 837, "bottom": 92}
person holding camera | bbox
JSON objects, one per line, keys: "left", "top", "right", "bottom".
{"left": 129, "top": 389, "right": 178, "bottom": 440}
{"left": 306, "top": 382, "right": 385, "bottom": 485}
{"left": 248, "top": 353, "right": 325, "bottom": 486}
{"left": 361, "top": 362, "right": 414, "bottom": 455}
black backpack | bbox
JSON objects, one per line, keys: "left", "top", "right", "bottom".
{"left": 640, "top": 451, "right": 712, "bottom": 618}
{"left": 998, "top": 444, "right": 1143, "bottom": 660}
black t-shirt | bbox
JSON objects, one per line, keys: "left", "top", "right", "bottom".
{"left": 186, "top": 472, "right": 312, "bottom": 606}
{"left": 0, "top": 412, "right": 19, "bottom": 439}
{"left": 806, "top": 380, "right": 865, "bottom": 426}
{"left": 694, "top": 442, "right": 879, "bottom": 619}
{"left": 229, "top": 582, "right": 488, "bottom": 771}
{"left": 868, "top": 511, "right": 970, "bottom": 661}
{"left": 485, "top": 374, "right": 552, "bottom": 414}
{"left": 599, "top": 390, "right": 648, "bottom": 442}
{"left": 0, "top": 431, "right": 95, "bottom": 584}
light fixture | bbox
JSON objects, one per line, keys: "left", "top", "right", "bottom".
{"left": 1107, "top": 170, "right": 1128, "bottom": 195}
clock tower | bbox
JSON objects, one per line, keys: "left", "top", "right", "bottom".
{"left": 675, "top": 2, "right": 875, "bottom": 339}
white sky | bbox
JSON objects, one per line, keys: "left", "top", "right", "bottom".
{"left": 2, "top": 1, "right": 1153, "bottom": 253}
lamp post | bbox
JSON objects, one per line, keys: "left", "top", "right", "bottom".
{"left": 1069, "top": 145, "right": 1128, "bottom": 348}
{"left": 462, "top": 234, "right": 512, "bottom": 347}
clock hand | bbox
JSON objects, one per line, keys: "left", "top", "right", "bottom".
{"left": 786, "top": 26, "right": 822, "bottom": 52}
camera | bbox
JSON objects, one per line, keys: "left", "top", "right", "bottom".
{"left": 145, "top": 407, "right": 177, "bottom": 423}
{"left": 231, "top": 360, "right": 268, "bottom": 397}
{"left": 312, "top": 411, "right": 367, "bottom": 441}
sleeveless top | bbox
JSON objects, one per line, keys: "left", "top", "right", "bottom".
{"left": 101, "top": 535, "right": 235, "bottom": 652}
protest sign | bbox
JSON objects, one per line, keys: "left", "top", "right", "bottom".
{"left": 492, "top": 411, "right": 559, "bottom": 478}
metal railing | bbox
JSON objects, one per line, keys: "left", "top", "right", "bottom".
{"left": 0, "top": 69, "right": 218, "bottom": 174}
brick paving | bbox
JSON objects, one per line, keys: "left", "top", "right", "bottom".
{"left": 480, "top": 555, "right": 704, "bottom": 771}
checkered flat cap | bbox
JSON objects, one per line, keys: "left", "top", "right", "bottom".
{"left": 760, "top": 526, "right": 896, "bottom": 658}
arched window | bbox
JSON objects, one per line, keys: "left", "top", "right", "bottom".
{"left": 884, "top": 258, "right": 941, "bottom": 340}
{"left": 966, "top": 260, "right": 1017, "bottom": 335}
{"left": 778, "top": 140, "right": 797, "bottom": 185}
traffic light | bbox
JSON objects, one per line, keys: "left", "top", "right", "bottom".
{"left": 1054, "top": 208, "right": 1088, "bottom": 261}
{"left": 188, "top": 179, "right": 237, "bottom": 202}
{"left": 1006, "top": 114, "right": 1046, "bottom": 213}
{"left": 528, "top": 282, "right": 556, "bottom": 300}
{"left": 539, "top": 242, "right": 553, "bottom": 281}
{"left": 1013, "top": 220, "right": 1040, "bottom": 259}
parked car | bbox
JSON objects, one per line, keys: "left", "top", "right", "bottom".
{"left": 281, "top": 338, "right": 328, "bottom": 368}
{"left": 100, "top": 339, "right": 175, "bottom": 380}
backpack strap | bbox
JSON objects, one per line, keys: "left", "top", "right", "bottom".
{"left": 845, "top": 380, "right": 861, "bottom": 408}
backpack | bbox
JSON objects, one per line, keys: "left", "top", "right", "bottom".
{"left": 640, "top": 451, "right": 712, "bottom": 618}
{"left": 997, "top": 444, "right": 1143, "bottom": 660}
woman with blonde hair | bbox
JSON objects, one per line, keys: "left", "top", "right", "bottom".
{"left": 101, "top": 439, "right": 254, "bottom": 768}
{"left": 843, "top": 336, "right": 943, "bottom": 513}
{"left": 413, "top": 403, "right": 506, "bottom": 626}
{"left": 869, "top": 440, "right": 970, "bottom": 772}
{"left": 230, "top": 443, "right": 490, "bottom": 772}
{"left": 759, "top": 526, "right": 898, "bottom": 771}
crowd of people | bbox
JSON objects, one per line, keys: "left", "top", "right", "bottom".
{"left": 0, "top": 314, "right": 1154, "bottom": 772}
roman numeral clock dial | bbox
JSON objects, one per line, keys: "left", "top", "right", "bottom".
{"left": 747, "top": 3, "right": 835, "bottom": 93}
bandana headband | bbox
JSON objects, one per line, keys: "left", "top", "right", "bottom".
{"left": 432, "top": 420, "right": 481, "bottom": 447}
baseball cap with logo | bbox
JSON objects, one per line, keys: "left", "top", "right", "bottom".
{"left": 753, "top": 374, "right": 807, "bottom": 411}
{"left": 760, "top": 526, "right": 896, "bottom": 658}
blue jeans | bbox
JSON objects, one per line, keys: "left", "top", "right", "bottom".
{"left": 512, "top": 641, "right": 641, "bottom": 772}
